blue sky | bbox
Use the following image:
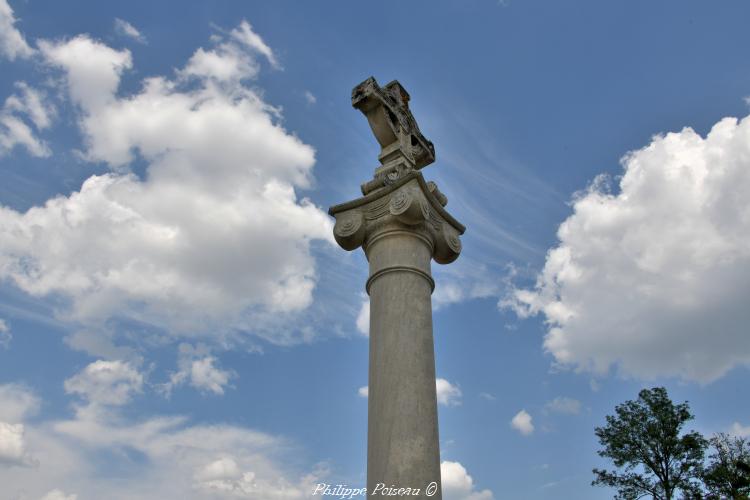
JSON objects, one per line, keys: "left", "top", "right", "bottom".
{"left": 1, "top": 1, "right": 750, "bottom": 499}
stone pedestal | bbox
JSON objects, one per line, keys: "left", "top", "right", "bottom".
{"left": 330, "top": 172, "right": 464, "bottom": 499}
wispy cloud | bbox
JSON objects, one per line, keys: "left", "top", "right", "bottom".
{"left": 0, "top": 0, "right": 34, "bottom": 60}
{"left": 544, "top": 397, "right": 581, "bottom": 415}
{"left": 114, "top": 18, "right": 146, "bottom": 44}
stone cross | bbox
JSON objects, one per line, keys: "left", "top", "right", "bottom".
{"left": 329, "top": 77, "right": 465, "bottom": 500}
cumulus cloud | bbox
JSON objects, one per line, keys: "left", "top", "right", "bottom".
{"left": 114, "top": 18, "right": 146, "bottom": 44}
{"left": 357, "top": 386, "right": 368, "bottom": 398}
{"left": 50, "top": 409, "right": 321, "bottom": 499}
{"left": 355, "top": 298, "right": 369, "bottom": 336}
{"left": 182, "top": 21, "right": 277, "bottom": 82}
{"left": 441, "top": 460, "right": 494, "bottom": 500}
{"left": 436, "top": 378, "right": 462, "bottom": 407}
{"left": 40, "top": 490, "right": 78, "bottom": 500}
{"left": 193, "top": 455, "right": 322, "bottom": 498}
{"left": 0, "top": 24, "right": 332, "bottom": 348}
{"left": 0, "top": 422, "right": 36, "bottom": 467}
{"left": 0, "top": 384, "right": 39, "bottom": 468}
{"left": 188, "top": 357, "right": 232, "bottom": 395}
{"left": 0, "top": 384, "right": 40, "bottom": 422}
{"left": 0, "top": 82, "right": 54, "bottom": 157}
{"left": 0, "top": 380, "right": 326, "bottom": 499}
{"left": 64, "top": 360, "right": 143, "bottom": 406}
{"left": 504, "top": 113, "right": 750, "bottom": 383}
{"left": 161, "top": 344, "right": 234, "bottom": 396}
{"left": 0, "top": 0, "right": 34, "bottom": 60}
{"left": 544, "top": 396, "right": 581, "bottom": 415}
{"left": 510, "top": 409, "right": 534, "bottom": 436}
{"left": 39, "top": 36, "right": 132, "bottom": 111}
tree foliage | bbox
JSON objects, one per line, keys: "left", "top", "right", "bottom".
{"left": 592, "top": 387, "right": 707, "bottom": 500}
{"left": 702, "top": 433, "right": 750, "bottom": 499}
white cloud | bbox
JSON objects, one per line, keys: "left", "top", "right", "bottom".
{"left": 0, "top": 26, "right": 332, "bottom": 347}
{"left": 64, "top": 360, "right": 143, "bottom": 406}
{"left": 51, "top": 409, "right": 320, "bottom": 499}
{"left": 0, "top": 374, "right": 325, "bottom": 499}
{"left": 432, "top": 278, "right": 498, "bottom": 311}
{"left": 504, "top": 113, "right": 750, "bottom": 383}
{"left": 0, "top": 318, "right": 9, "bottom": 348}
{"left": 114, "top": 18, "right": 146, "bottom": 44}
{"left": 40, "top": 490, "right": 77, "bottom": 500}
{"left": 182, "top": 46, "right": 256, "bottom": 83}
{"left": 194, "top": 456, "right": 241, "bottom": 482}
{"left": 544, "top": 397, "right": 581, "bottom": 415}
{"left": 189, "top": 357, "right": 232, "bottom": 395}
{"left": 303, "top": 91, "right": 316, "bottom": 105}
{"left": 0, "top": 422, "right": 36, "bottom": 467}
{"left": 441, "top": 460, "right": 494, "bottom": 500}
{"left": 433, "top": 282, "right": 465, "bottom": 309}
{"left": 4, "top": 82, "right": 55, "bottom": 129}
{"left": 479, "top": 392, "right": 496, "bottom": 401}
{"left": 0, "top": 0, "right": 34, "bottom": 60}
{"left": 730, "top": 422, "right": 750, "bottom": 438}
{"left": 0, "top": 385, "right": 326, "bottom": 500}
{"left": 229, "top": 20, "right": 279, "bottom": 69}
{"left": 436, "top": 378, "right": 462, "bottom": 407}
{"left": 39, "top": 36, "right": 132, "bottom": 111}
{"left": 0, "top": 384, "right": 39, "bottom": 468}
{"left": 193, "top": 456, "right": 321, "bottom": 498}
{"left": 358, "top": 378, "right": 461, "bottom": 407}
{"left": 510, "top": 409, "right": 534, "bottom": 436}
{"left": 0, "top": 113, "right": 49, "bottom": 156}
{"left": 0, "top": 384, "right": 40, "bottom": 422}
{"left": 0, "top": 82, "right": 54, "bottom": 157}
{"left": 182, "top": 21, "right": 277, "bottom": 82}
{"left": 355, "top": 298, "right": 369, "bottom": 336}
{"left": 160, "top": 344, "right": 234, "bottom": 396}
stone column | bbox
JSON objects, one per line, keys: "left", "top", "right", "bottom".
{"left": 329, "top": 78, "right": 464, "bottom": 500}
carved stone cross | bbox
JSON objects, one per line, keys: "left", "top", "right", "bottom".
{"left": 352, "top": 78, "right": 439, "bottom": 196}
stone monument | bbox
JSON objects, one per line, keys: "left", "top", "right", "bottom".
{"left": 329, "top": 77, "right": 465, "bottom": 499}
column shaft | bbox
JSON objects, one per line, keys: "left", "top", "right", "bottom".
{"left": 365, "top": 227, "right": 442, "bottom": 500}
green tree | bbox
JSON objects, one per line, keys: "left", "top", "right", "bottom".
{"left": 702, "top": 433, "right": 750, "bottom": 499}
{"left": 592, "top": 387, "right": 707, "bottom": 499}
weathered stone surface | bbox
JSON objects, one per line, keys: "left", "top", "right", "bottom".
{"left": 352, "top": 77, "right": 438, "bottom": 197}
{"left": 330, "top": 78, "right": 465, "bottom": 500}
{"left": 352, "top": 77, "right": 435, "bottom": 171}
{"left": 330, "top": 174, "right": 464, "bottom": 265}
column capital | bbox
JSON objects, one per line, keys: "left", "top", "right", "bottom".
{"left": 329, "top": 171, "right": 465, "bottom": 265}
